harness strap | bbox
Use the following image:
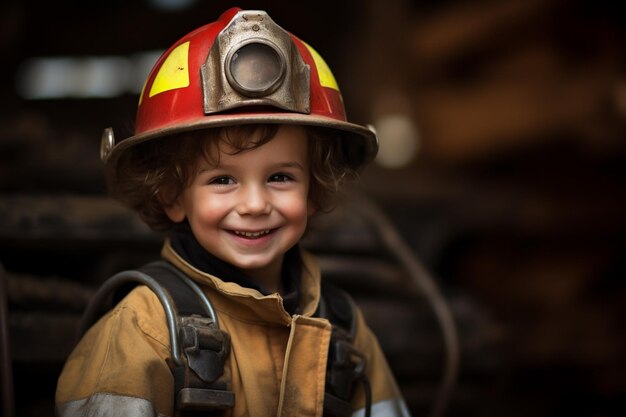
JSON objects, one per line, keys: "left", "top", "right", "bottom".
{"left": 78, "top": 261, "right": 234, "bottom": 412}
{"left": 317, "top": 282, "right": 372, "bottom": 417}
{"left": 79, "top": 261, "right": 370, "bottom": 416}
{"left": 134, "top": 262, "right": 236, "bottom": 412}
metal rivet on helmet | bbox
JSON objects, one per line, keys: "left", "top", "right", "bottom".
{"left": 100, "top": 127, "right": 115, "bottom": 162}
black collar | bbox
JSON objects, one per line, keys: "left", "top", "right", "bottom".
{"left": 169, "top": 223, "right": 302, "bottom": 314}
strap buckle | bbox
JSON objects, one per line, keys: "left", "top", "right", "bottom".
{"left": 174, "top": 315, "right": 235, "bottom": 411}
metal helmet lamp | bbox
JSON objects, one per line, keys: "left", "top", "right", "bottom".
{"left": 202, "top": 10, "right": 310, "bottom": 114}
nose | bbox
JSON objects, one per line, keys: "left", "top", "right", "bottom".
{"left": 236, "top": 184, "right": 271, "bottom": 216}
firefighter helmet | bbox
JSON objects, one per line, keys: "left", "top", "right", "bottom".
{"left": 100, "top": 7, "right": 378, "bottom": 171}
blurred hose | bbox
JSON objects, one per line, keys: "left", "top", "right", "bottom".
{"left": 1, "top": 263, "right": 15, "bottom": 417}
{"left": 354, "top": 193, "right": 459, "bottom": 417}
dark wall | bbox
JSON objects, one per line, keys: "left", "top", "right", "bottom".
{"left": 1, "top": 1, "right": 625, "bottom": 417}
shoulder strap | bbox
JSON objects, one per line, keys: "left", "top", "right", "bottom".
{"left": 137, "top": 261, "right": 215, "bottom": 318}
{"left": 79, "top": 261, "right": 216, "bottom": 340}
{"left": 317, "top": 280, "right": 358, "bottom": 339}
{"left": 78, "top": 260, "right": 234, "bottom": 413}
{"left": 317, "top": 281, "right": 372, "bottom": 417}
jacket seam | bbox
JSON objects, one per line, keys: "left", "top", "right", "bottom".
{"left": 136, "top": 316, "right": 170, "bottom": 352}
{"left": 276, "top": 317, "right": 298, "bottom": 417}
{"left": 315, "top": 325, "right": 330, "bottom": 417}
{"left": 92, "top": 306, "right": 124, "bottom": 394}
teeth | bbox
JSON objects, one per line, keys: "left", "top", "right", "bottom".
{"left": 234, "top": 230, "right": 271, "bottom": 238}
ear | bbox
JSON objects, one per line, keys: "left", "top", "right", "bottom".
{"left": 158, "top": 189, "right": 186, "bottom": 223}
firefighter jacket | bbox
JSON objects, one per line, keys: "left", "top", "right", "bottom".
{"left": 56, "top": 239, "right": 411, "bottom": 417}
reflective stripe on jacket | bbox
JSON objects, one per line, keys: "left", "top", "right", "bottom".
{"left": 56, "top": 239, "right": 411, "bottom": 417}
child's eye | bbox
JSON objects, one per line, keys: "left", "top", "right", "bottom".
{"left": 209, "top": 176, "right": 235, "bottom": 186}
{"left": 268, "top": 173, "right": 293, "bottom": 183}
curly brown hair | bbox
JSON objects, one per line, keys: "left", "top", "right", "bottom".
{"left": 106, "top": 124, "right": 357, "bottom": 231}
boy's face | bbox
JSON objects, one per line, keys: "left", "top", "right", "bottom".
{"left": 164, "top": 125, "right": 313, "bottom": 286}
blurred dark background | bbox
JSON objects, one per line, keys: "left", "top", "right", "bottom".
{"left": 1, "top": 0, "right": 625, "bottom": 416}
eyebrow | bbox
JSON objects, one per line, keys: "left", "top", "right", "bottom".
{"left": 273, "top": 162, "right": 305, "bottom": 171}
{"left": 198, "top": 161, "right": 306, "bottom": 173}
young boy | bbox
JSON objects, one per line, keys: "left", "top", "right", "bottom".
{"left": 56, "top": 7, "right": 411, "bottom": 417}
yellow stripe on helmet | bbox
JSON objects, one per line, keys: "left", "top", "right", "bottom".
{"left": 149, "top": 41, "right": 191, "bottom": 98}
{"left": 302, "top": 41, "right": 339, "bottom": 91}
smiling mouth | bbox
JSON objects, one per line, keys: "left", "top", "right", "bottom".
{"left": 232, "top": 229, "right": 273, "bottom": 239}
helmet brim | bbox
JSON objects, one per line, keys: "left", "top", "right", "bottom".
{"left": 104, "top": 113, "right": 378, "bottom": 174}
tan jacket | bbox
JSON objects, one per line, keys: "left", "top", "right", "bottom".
{"left": 56, "top": 240, "right": 411, "bottom": 417}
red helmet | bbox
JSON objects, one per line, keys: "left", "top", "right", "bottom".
{"left": 101, "top": 7, "right": 377, "bottom": 171}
